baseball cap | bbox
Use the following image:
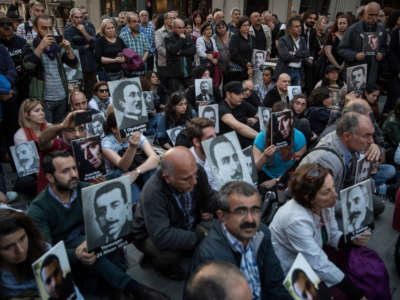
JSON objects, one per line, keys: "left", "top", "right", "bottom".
{"left": 224, "top": 81, "right": 244, "bottom": 94}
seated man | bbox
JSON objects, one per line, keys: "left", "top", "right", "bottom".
{"left": 27, "top": 151, "right": 168, "bottom": 300}
{"left": 132, "top": 146, "right": 218, "bottom": 280}
{"left": 185, "top": 117, "right": 217, "bottom": 190}
{"left": 185, "top": 261, "right": 252, "bottom": 300}
{"left": 263, "top": 73, "right": 290, "bottom": 108}
{"left": 191, "top": 181, "right": 291, "bottom": 300}
{"left": 219, "top": 81, "right": 258, "bottom": 148}
{"left": 242, "top": 79, "right": 263, "bottom": 110}
{"left": 70, "top": 91, "right": 89, "bottom": 112}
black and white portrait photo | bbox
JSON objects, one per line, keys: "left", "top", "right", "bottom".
{"left": 271, "top": 110, "right": 293, "bottom": 148}
{"left": 346, "top": 64, "right": 367, "bottom": 93}
{"left": 195, "top": 79, "right": 213, "bottom": 104}
{"left": 109, "top": 78, "right": 148, "bottom": 133}
{"left": 258, "top": 107, "right": 271, "bottom": 132}
{"left": 167, "top": 126, "right": 185, "bottom": 146}
{"left": 252, "top": 49, "right": 266, "bottom": 70}
{"left": 288, "top": 86, "right": 302, "bottom": 101}
{"left": 242, "top": 146, "right": 257, "bottom": 184}
{"left": 355, "top": 157, "right": 371, "bottom": 184}
{"left": 340, "top": 179, "right": 374, "bottom": 242}
{"left": 199, "top": 104, "right": 219, "bottom": 133}
{"left": 10, "top": 141, "right": 40, "bottom": 177}
{"left": 363, "top": 32, "right": 379, "bottom": 55}
{"left": 284, "top": 253, "right": 321, "bottom": 300}
{"left": 87, "top": 113, "right": 105, "bottom": 138}
{"left": 143, "top": 91, "right": 154, "bottom": 113}
{"left": 32, "top": 241, "right": 83, "bottom": 300}
{"left": 72, "top": 136, "right": 105, "bottom": 181}
{"left": 82, "top": 176, "right": 133, "bottom": 254}
{"left": 202, "top": 131, "right": 253, "bottom": 189}
{"left": 64, "top": 49, "right": 83, "bottom": 83}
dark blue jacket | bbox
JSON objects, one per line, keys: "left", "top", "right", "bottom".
{"left": 0, "top": 43, "right": 17, "bottom": 86}
{"left": 191, "top": 220, "right": 292, "bottom": 300}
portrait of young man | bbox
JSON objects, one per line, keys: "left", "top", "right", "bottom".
{"left": 82, "top": 177, "right": 133, "bottom": 252}
{"left": 271, "top": 110, "right": 293, "bottom": 148}
{"left": 258, "top": 107, "right": 271, "bottom": 132}
{"left": 199, "top": 104, "right": 219, "bottom": 133}
{"left": 109, "top": 78, "right": 148, "bottom": 131}
{"left": 195, "top": 79, "right": 213, "bottom": 104}
{"left": 346, "top": 65, "right": 367, "bottom": 93}
{"left": 11, "top": 141, "right": 40, "bottom": 177}
{"left": 166, "top": 126, "right": 185, "bottom": 146}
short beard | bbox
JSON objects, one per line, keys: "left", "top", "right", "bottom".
{"left": 53, "top": 175, "right": 78, "bottom": 193}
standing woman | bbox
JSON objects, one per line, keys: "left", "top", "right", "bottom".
{"left": 196, "top": 23, "right": 219, "bottom": 78}
{"left": 0, "top": 209, "right": 48, "bottom": 298}
{"left": 325, "top": 15, "right": 350, "bottom": 72}
{"left": 95, "top": 18, "right": 126, "bottom": 81}
{"left": 155, "top": 92, "right": 196, "bottom": 149}
{"left": 315, "top": 16, "right": 328, "bottom": 59}
{"left": 191, "top": 11, "right": 204, "bottom": 40}
{"left": 213, "top": 20, "right": 232, "bottom": 80}
{"left": 227, "top": 16, "right": 254, "bottom": 83}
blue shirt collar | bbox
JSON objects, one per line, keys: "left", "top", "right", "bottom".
{"left": 48, "top": 185, "right": 77, "bottom": 209}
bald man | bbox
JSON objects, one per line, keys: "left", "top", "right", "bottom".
{"left": 338, "top": 1, "right": 385, "bottom": 86}
{"left": 132, "top": 146, "right": 218, "bottom": 280}
{"left": 185, "top": 261, "right": 252, "bottom": 300}
{"left": 263, "top": 73, "right": 291, "bottom": 107}
{"left": 70, "top": 91, "right": 88, "bottom": 111}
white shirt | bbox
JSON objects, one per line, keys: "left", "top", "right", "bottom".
{"left": 269, "top": 199, "right": 344, "bottom": 287}
{"left": 190, "top": 147, "right": 217, "bottom": 190}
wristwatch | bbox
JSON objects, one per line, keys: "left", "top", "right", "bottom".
{"left": 135, "top": 168, "right": 141, "bottom": 175}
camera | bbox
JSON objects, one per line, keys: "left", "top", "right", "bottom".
{"left": 54, "top": 35, "right": 63, "bottom": 44}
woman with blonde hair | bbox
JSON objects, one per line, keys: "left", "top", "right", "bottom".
{"left": 95, "top": 18, "right": 126, "bottom": 81}
{"left": 14, "top": 99, "right": 47, "bottom": 145}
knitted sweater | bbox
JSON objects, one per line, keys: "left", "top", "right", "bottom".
{"left": 27, "top": 182, "right": 90, "bottom": 263}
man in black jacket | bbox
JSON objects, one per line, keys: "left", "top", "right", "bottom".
{"left": 132, "top": 146, "right": 218, "bottom": 280}
{"left": 165, "top": 18, "right": 195, "bottom": 93}
{"left": 191, "top": 181, "right": 291, "bottom": 300}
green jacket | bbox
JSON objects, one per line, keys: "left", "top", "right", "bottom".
{"left": 22, "top": 40, "right": 78, "bottom": 100}
{"left": 27, "top": 182, "right": 90, "bottom": 263}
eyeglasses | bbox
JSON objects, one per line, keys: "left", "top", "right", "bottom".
{"left": 99, "top": 89, "right": 109, "bottom": 93}
{"left": 228, "top": 207, "right": 261, "bottom": 217}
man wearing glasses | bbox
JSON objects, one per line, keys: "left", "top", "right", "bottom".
{"left": 192, "top": 181, "right": 291, "bottom": 300}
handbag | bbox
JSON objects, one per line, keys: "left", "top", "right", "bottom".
{"left": 121, "top": 48, "right": 144, "bottom": 71}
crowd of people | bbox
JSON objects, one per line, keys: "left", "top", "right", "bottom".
{"left": 0, "top": 0, "right": 400, "bottom": 299}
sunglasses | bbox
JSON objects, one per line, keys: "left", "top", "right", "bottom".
{"left": 99, "top": 89, "right": 109, "bottom": 93}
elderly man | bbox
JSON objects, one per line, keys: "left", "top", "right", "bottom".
{"left": 191, "top": 181, "right": 291, "bottom": 300}
{"left": 120, "top": 12, "right": 150, "bottom": 76}
{"left": 263, "top": 73, "right": 291, "bottom": 107}
{"left": 132, "top": 147, "right": 218, "bottom": 280}
{"left": 165, "top": 18, "right": 195, "bottom": 93}
{"left": 219, "top": 81, "right": 258, "bottom": 148}
{"left": 155, "top": 11, "right": 174, "bottom": 86}
{"left": 338, "top": 2, "right": 386, "bottom": 86}
{"left": 139, "top": 10, "right": 155, "bottom": 71}
{"left": 249, "top": 12, "right": 272, "bottom": 59}
{"left": 64, "top": 8, "right": 97, "bottom": 99}
{"left": 228, "top": 8, "right": 240, "bottom": 35}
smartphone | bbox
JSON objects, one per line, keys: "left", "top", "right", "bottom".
{"left": 74, "top": 111, "right": 93, "bottom": 125}
{"left": 55, "top": 35, "right": 63, "bottom": 44}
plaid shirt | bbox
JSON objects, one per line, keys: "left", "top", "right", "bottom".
{"left": 140, "top": 22, "right": 155, "bottom": 55}
{"left": 119, "top": 28, "right": 150, "bottom": 75}
{"left": 173, "top": 192, "right": 194, "bottom": 230}
{"left": 223, "top": 224, "right": 261, "bottom": 300}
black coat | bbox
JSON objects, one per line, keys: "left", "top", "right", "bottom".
{"left": 165, "top": 32, "right": 195, "bottom": 78}
{"left": 132, "top": 166, "right": 218, "bottom": 251}
{"left": 263, "top": 86, "right": 289, "bottom": 108}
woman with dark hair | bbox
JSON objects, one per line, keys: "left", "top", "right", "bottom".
{"left": 325, "top": 14, "right": 351, "bottom": 71}
{"left": 227, "top": 16, "right": 254, "bottom": 83}
{"left": 0, "top": 208, "right": 47, "bottom": 298}
{"left": 183, "top": 18, "right": 195, "bottom": 41}
{"left": 191, "top": 11, "right": 204, "bottom": 40}
{"left": 195, "top": 23, "right": 219, "bottom": 79}
{"left": 184, "top": 66, "right": 222, "bottom": 109}
{"left": 270, "top": 163, "right": 390, "bottom": 300}
{"left": 155, "top": 92, "right": 196, "bottom": 149}
{"left": 88, "top": 81, "right": 111, "bottom": 115}
{"left": 291, "top": 94, "right": 316, "bottom": 146}
{"left": 101, "top": 106, "right": 159, "bottom": 204}
{"left": 143, "top": 71, "right": 168, "bottom": 112}
{"left": 306, "top": 87, "right": 334, "bottom": 136}
{"left": 213, "top": 20, "right": 231, "bottom": 77}
{"left": 253, "top": 101, "right": 306, "bottom": 190}
{"left": 363, "top": 84, "right": 380, "bottom": 119}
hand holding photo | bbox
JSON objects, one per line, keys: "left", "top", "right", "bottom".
{"left": 258, "top": 107, "right": 271, "bottom": 132}
{"left": 271, "top": 110, "right": 293, "bottom": 148}
{"left": 167, "top": 126, "right": 185, "bottom": 146}
{"left": 195, "top": 78, "right": 213, "bottom": 104}
{"left": 346, "top": 64, "right": 367, "bottom": 94}
{"left": 82, "top": 176, "right": 133, "bottom": 255}
{"left": 340, "top": 179, "right": 374, "bottom": 242}
{"left": 288, "top": 86, "right": 302, "bottom": 101}
{"left": 363, "top": 32, "right": 379, "bottom": 55}
{"left": 199, "top": 104, "right": 219, "bottom": 133}
{"left": 10, "top": 141, "right": 40, "bottom": 177}
{"left": 32, "top": 241, "right": 83, "bottom": 300}
{"left": 355, "top": 157, "right": 371, "bottom": 184}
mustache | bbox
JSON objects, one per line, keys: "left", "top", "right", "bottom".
{"left": 240, "top": 222, "right": 257, "bottom": 229}
{"left": 349, "top": 211, "right": 361, "bottom": 222}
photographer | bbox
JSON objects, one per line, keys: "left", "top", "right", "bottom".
{"left": 23, "top": 14, "right": 77, "bottom": 124}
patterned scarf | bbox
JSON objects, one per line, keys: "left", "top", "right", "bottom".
{"left": 33, "top": 37, "right": 60, "bottom": 60}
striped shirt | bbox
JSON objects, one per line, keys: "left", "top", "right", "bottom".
{"left": 223, "top": 224, "right": 261, "bottom": 300}
{"left": 42, "top": 54, "right": 66, "bottom": 101}
{"left": 140, "top": 22, "right": 155, "bottom": 55}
